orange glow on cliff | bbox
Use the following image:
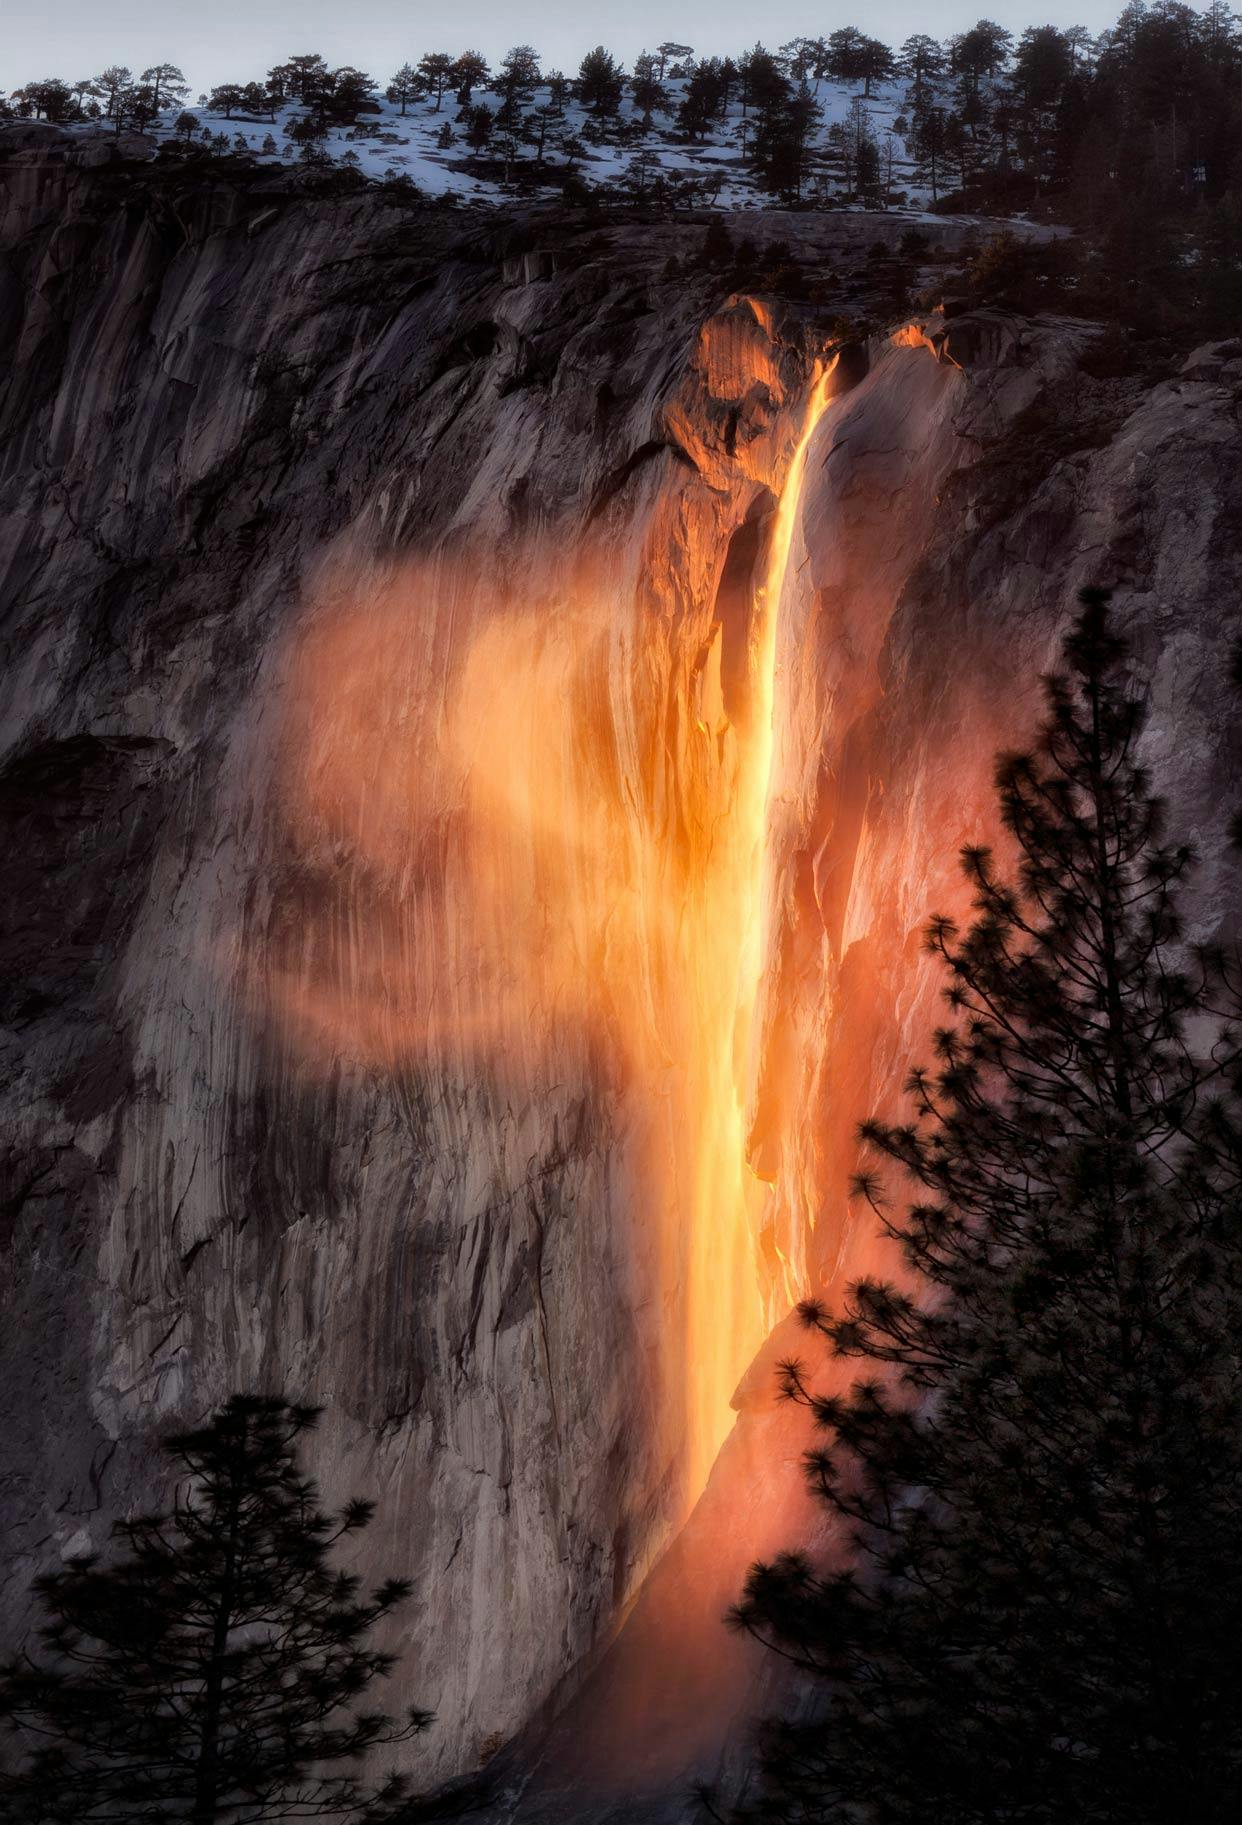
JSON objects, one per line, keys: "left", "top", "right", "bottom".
{"left": 266, "top": 361, "right": 838, "bottom": 1506}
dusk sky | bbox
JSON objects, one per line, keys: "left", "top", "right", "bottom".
{"left": 6, "top": 0, "right": 1132, "bottom": 97}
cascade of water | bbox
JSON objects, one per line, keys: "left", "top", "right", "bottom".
{"left": 271, "top": 361, "right": 838, "bottom": 1514}
{"left": 682, "top": 359, "right": 839, "bottom": 1493}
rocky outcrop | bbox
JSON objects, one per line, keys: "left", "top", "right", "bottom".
{"left": 2, "top": 128, "right": 1239, "bottom": 1808}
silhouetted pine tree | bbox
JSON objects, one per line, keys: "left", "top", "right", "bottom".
{"left": 730, "top": 593, "right": 1242, "bottom": 1825}
{"left": 0, "top": 1395, "right": 431, "bottom": 1824}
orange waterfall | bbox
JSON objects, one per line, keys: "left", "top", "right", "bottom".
{"left": 683, "top": 357, "right": 838, "bottom": 1489}
{"left": 268, "top": 358, "right": 838, "bottom": 1511}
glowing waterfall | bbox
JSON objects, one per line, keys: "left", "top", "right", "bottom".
{"left": 682, "top": 358, "right": 839, "bottom": 1493}
{"left": 269, "top": 359, "right": 839, "bottom": 1511}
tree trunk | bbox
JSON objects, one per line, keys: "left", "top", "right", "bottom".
{"left": 192, "top": 1482, "right": 242, "bottom": 1825}
{"left": 1087, "top": 671, "right": 1134, "bottom": 1121}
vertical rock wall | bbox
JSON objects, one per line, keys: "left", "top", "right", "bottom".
{"left": 0, "top": 145, "right": 834, "bottom": 1779}
{"left": 2, "top": 138, "right": 1240, "bottom": 1798}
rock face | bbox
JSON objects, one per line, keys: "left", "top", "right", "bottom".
{"left": 2, "top": 131, "right": 1240, "bottom": 1808}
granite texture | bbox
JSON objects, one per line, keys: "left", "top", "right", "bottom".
{"left": 2, "top": 129, "right": 1239, "bottom": 1808}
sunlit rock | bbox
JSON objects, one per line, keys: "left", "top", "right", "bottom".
{"left": 1, "top": 143, "right": 1239, "bottom": 1813}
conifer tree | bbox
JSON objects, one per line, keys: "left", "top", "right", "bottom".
{"left": 493, "top": 46, "right": 541, "bottom": 115}
{"left": 93, "top": 65, "right": 133, "bottom": 123}
{"left": 909, "top": 104, "right": 951, "bottom": 201}
{"left": 730, "top": 594, "right": 1242, "bottom": 1825}
{"left": 0, "top": 1396, "right": 431, "bottom": 1824}
{"left": 753, "top": 81, "right": 824, "bottom": 202}
{"left": 269, "top": 54, "right": 328, "bottom": 104}
{"left": 417, "top": 53, "right": 455, "bottom": 112}
{"left": 463, "top": 105, "right": 494, "bottom": 152}
{"left": 678, "top": 60, "right": 727, "bottom": 140}
{"left": 898, "top": 32, "right": 944, "bottom": 113}
{"left": 577, "top": 46, "right": 626, "bottom": 115}
{"left": 452, "top": 52, "right": 489, "bottom": 104}
{"left": 386, "top": 64, "right": 422, "bottom": 116}
{"left": 857, "top": 37, "right": 896, "bottom": 96}
{"left": 208, "top": 84, "right": 247, "bottom": 120}
{"left": 657, "top": 41, "right": 695, "bottom": 79}
{"left": 631, "top": 53, "right": 668, "bottom": 127}
{"left": 141, "top": 62, "right": 189, "bottom": 114}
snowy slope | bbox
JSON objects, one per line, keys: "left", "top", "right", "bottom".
{"left": 158, "top": 71, "right": 941, "bottom": 210}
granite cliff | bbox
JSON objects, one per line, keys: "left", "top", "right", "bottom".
{"left": 2, "top": 126, "right": 1239, "bottom": 1814}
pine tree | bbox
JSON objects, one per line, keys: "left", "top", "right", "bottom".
{"left": 577, "top": 46, "right": 625, "bottom": 115}
{"left": 909, "top": 104, "right": 951, "bottom": 201}
{"left": 731, "top": 594, "right": 1242, "bottom": 1825}
{"left": 451, "top": 52, "right": 489, "bottom": 103}
{"left": 657, "top": 40, "right": 695, "bottom": 79}
{"left": 0, "top": 1396, "right": 431, "bottom": 1824}
{"left": 738, "top": 44, "right": 789, "bottom": 118}
{"left": 417, "top": 53, "right": 455, "bottom": 112}
{"left": 208, "top": 84, "right": 247, "bottom": 120}
{"left": 826, "top": 27, "right": 869, "bottom": 84}
{"left": 463, "top": 105, "right": 494, "bottom": 152}
{"left": 631, "top": 53, "right": 668, "bottom": 127}
{"left": 753, "top": 81, "right": 823, "bottom": 203}
{"left": 386, "top": 64, "right": 421, "bottom": 116}
{"left": 318, "top": 67, "right": 376, "bottom": 125}
{"left": 898, "top": 33, "right": 944, "bottom": 114}
{"left": 11, "top": 80, "right": 75, "bottom": 123}
{"left": 128, "top": 85, "right": 165, "bottom": 133}
{"left": 271, "top": 54, "right": 328, "bottom": 104}
{"left": 140, "top": 62, "right": 188, "bottom": 114}
{"left": 240, "top": 82, "right": 275, "bottom": 120}
{"left": 494, "top": 45, "right": 541, "bottom": 115}
{"left": 678, "top": 60, "right": 727, "bottom": 139}
{"left": 93, "top": 65, "right": 133, "bottom": 123}
{"left": 857, "top": 38, "right": 896, "bottom": 97}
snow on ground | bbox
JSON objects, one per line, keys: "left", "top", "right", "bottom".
{"left": 151, "top": 72, "right": 943, "bottom": 211}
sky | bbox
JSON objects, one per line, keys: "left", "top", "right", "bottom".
{"left": 4, "top": 0, "right": 1139, "bottom": 98}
